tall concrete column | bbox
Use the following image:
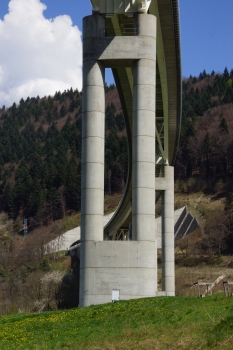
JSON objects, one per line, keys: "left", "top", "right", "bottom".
{"left": 80, "top": 15, "right": 105, "bottom": 306}
{"left": 132, "top": 14, "right": 156, "bottom": 242}
{"left": 162, "top": 165, "right": 175, "bottom": 296}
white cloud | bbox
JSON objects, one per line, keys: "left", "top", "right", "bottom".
{"left": 0, "top": 0, "right": 82, "bottom": 107}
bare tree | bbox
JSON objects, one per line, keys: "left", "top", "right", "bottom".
{"left": 203, "top": 213, "right": 229, "bottom": 255}
{"left": 35, "top": 270, "right": 64, "bottom": 312}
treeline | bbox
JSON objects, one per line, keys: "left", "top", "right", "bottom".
{"left": 175, "top": 67, "right": 233, "bottom": 191}
{"left": 0, "top": 87, "right": 127, "bottom": 227}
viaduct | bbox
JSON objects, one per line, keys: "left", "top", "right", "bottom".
{"left": 80, "top": 0, "right": 182, "bottom": 307}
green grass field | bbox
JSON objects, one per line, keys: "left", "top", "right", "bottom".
{"left": 1, "top": 295, "right": 233, "bottom": 350}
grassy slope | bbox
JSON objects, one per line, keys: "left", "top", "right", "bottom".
{"left": 1, "top": 191, "right": 231, "bottom": 348}
{"left": 1, "top": 295, "right": 233, "bottom": 350}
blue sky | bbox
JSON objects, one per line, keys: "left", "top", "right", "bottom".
{"left": 0, "top": 0, "right": 232, "bottom": 106}
{"left": 180, "top": 0, "right": 233, "bottom": 78}
{"left": 33, "top": 0, "right": 233, "bottom": 76}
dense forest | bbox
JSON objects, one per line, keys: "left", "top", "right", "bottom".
{"left": 176, "top": 67, "right": 233, "bottom": 188}
{"left": 174, "top": 67, "right": 233, "bottom": 256}
{"left": 0, "top": 86, "right": 127, "bottom": 228}
{"left": 0, "top": 67, "right": 233, "bottom": 229}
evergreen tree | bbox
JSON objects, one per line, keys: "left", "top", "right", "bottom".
{"left": 219, "top": 117, "right": 228, "bottom": 133}
{"left": 223, "top": 67, "right": 229, "bottom": 80}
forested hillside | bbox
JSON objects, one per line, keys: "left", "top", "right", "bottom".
{"left": 0, "top": 86, "right": 127, "bottom": 228}
{"left": 176, "top": 67, "right": 233, "bottom": 191}
{"left": 0, "top": 67, "right": 233, "bottom": 229}
{"left": 174, "top": 67, "right": 233, "bottom": 257}
{"left": 1, "top": 68, "right": 233, "bottom": 315}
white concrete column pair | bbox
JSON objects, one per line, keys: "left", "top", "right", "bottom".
{"left": 82, "top": 13, "right": 157, "bottom": 245}
{"left": 80, "top": 13, "right": 162, "bottom": 306}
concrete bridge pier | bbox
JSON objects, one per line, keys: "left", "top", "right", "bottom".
{"left": 162, "top": 165, "right": 175, "bottom": 296}
{"left": 132, "top": 14, "right": 156, "bottom": 244}
{"left": 80, "top": 13, "right": 158, "bottom": 307}
{"left": 80, "top": 15, "right": 105, "bottom": 307}
{"left": 132, "top": 14, "right": 157, "bottom": 288}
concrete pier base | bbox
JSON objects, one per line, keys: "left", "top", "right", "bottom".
{"left": 80, "top": 241, "right": 157, "bottom": 306}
